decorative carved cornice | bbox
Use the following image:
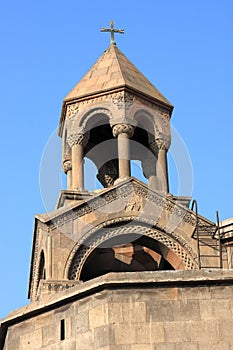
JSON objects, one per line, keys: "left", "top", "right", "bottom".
{"left": 112, "top": 123, "right": 135, "bottom": 138}
{"left": 45, "top": 181, "right": 200, "bottom": 233}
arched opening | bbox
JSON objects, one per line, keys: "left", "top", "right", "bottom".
{"left": 37, "top": 250, "right": 46, "bottom": 290}
{"left": 79, "top": 234, "right": 174, "bottom": 282}
{"left": 85, "top": 118, "right": 119, "bottom": 188}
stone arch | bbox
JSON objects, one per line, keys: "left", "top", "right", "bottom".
{"left": 66, "top": 220, "right": 198, "bottom": 281}
{"left": 77, "top": 107, "right": 113, "bottom": 132}
{"left": 134, "top": 109, "right": 156, "bottom": 136}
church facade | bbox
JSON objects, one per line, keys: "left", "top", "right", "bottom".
{"left": 1, "top": 24, "right": 233, "bottom": 349}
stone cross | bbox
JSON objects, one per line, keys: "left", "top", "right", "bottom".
{"left": 100, "top": 20, "right": 124, "bottom": 45}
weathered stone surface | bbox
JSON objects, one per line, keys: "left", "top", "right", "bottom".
{"left": 1, "top": 271, "right": 233, "bottom": 349}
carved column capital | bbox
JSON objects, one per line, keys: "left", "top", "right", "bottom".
{"left": 67, "top": 130, "right": 89, "bottom": 148}
{"left": 63, "top": 160, "right": 72, "bottom": 174}
{"left": 112, "top": 124, "right": 135, "bottom": 138}
{"left": 148, "top": 134, "right": 171, "bottom": 152}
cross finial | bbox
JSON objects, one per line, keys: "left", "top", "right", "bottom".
{"left": 100, "top": 20, "right": 124, "bottom": 45}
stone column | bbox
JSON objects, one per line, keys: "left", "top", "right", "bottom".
{"left": 149, "top": 135, "right": 170, "bottom": 193}
{"left": 63, "top": 159, "right": 72, "bottom": 190}
{"left": 112, "top": 124, "right": 134, "bottom": 180}
{"left": 156, "top": 137, "right": 170, "bottom": 193}
{"left": 67, "top": 131, "right": 88, "bottom": 191}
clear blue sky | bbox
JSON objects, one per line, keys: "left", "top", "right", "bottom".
{"left": 0, "top": 0, "right": 232, "bottom": 319}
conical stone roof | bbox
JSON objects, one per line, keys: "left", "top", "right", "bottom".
{"left": 64, "top": 44, "right": 172, "bottom": 107}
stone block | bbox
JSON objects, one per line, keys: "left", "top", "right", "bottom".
{"left": 174, "top": 343, "right": 198, "bottom": 350}
{"left": 218, "top": 319, "right": 233, "bottom": 341}
{"left": 42, "top": 322, "right": 59, "bottom": 347}
{"left": 189, "top": 320, "right": 219, "bottom": 343}
{"left": 20, "top": 328, "right": 43, "bottom": 349}
{"left": 122, "top": 302, "right": 146, "bottom": 323}
{"left": 178, "top": 285, "right": 212, "bottom": 300}
{"left": 75, "top": 311, "right": 89, "bottom": 334}
{"left": 114, "top": 322, "right": 164, "bottom": 345}
{"left": 146, "top": 301, "right": 175, "bottom": 322}
{"left": 198, "top": 342, "right": 230, "bottom": 350}
{"left": 163, "top": 321, "right": 190, "bottom": 342}
{"left": 134, "top": 322, "right": 164, "bottom": 344}
{"left": 108, "top": 346, "right": 131, "bottom": 350}
{"left": 76, "top": 330, "right": 95, "bottom": 350}
{"left": 114, "top": 324, "right": 136, "bottom": 344}
{"left": 94, "top": 324, "right": 114, "bottom": 348}
{"left": 60, "top": 339, "right": 76, "bottom": 350}
{"left": 211, "top": 285, "right": 233, "bottom": 299}
{"left": 129, "top": 345, "right": 154, "bottom": 350}
{"left": 173, "top": 300, "right": 200, "bottom": 321}
{"left": 4, "top": 328, "right": 20, "bottom": 350}
{"left": 155, "top": 343, "right": 176, "bottom": 350}
{"left": 199, "top": 299, "right": 232, "bottom": 320}
{"left": 9, "top": 318, "right": 35, "bottom": 336}
{"left": 34, "top": 311, "right": 53, "bottom": 329}
{"left": 89, "top": 304, "right": 108, "bottom": 329}
{"left": 108, "top": 302, "right": 146, "bottom": 323}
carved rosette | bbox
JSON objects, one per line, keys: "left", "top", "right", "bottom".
{"left": 67, "top": 131, "right": 89, "bottom": 148}
{"left": 112, "top": 124, "right": 135, "bottom": 138}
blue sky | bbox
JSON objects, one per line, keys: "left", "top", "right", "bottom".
{"left": 0, "top": 0, "right": 232, "bottom": 319}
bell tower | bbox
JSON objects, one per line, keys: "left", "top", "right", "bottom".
{"left": 2, "top": 23, "right": 233, "bottom": 350}
{"left": 58, "top": 22, "right": 173, "bottom": 197}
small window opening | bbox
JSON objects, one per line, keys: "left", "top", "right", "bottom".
{"left": 60, "top": 319, "right": 65, "bottom": 340}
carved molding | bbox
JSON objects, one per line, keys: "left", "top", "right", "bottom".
{"left": 46, "top": 181, "right": 201, "bottom": 233}
{"left": 67, "top": 222, "right": 198, "bottom": 280}
{"left": 112, "top": 124, "right": 135, "bottom": 138}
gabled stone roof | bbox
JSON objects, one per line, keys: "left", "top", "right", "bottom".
{"left": 64, "top": 44, "right": 172, "bottom": 107}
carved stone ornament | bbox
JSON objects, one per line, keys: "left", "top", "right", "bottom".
{"left": 67, "top": 131, "right": 89, "bottom": 148}
{"left": 148, "top": 133, "right": 171, "bottom": 152}
{"left": 112, "top": 123, "right": 135, "bottom": 138}
{"left": 155, "top": 135, "right": 171, "bottom": 150}
{"left": 63, "top": 160, "right": 72, "bottom": 173}
{"left": 111, "top": 91, "right": 135, "bottom": 110}
{"left": 66, "top": 103, "right": 79, "bottom": 121}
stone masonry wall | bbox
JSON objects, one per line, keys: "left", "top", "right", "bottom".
{"left": 2, "top": 271, "right": 233, "bottom": 350}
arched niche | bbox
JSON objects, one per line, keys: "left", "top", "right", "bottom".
{"left": 66, "top": 223, "right": 198, "bottom": 281}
